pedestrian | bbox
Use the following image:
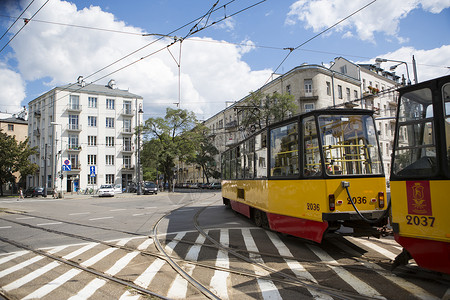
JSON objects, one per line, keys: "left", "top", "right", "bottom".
{"left": 53, "top": 187, "right": 58, "bottom": 198}
{"left": 18, "top": 188, "right": 24, "bottom": 201}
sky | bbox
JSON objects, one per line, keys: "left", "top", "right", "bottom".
{"left": 0, "top": 0, "right": 449, "bottom": 121}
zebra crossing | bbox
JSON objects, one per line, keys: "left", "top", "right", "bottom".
{"left": 0, "top": 228, "right": 444, "bottom": 300}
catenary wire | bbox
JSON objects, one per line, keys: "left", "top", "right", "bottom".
{"left": 0, "top": 0, "right": 35, "bottom": 42}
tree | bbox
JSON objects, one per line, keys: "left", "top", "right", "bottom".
{"left": 0, "top": 129, "right": 38, "bottom": 196}
{"left": 141, "top": 108, "right": 198, "bottom": 191}
{"left": 239, "top": 91, "right": 298, "bottom": 132}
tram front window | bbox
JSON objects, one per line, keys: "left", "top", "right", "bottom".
{"left": 393, "top": 88, "right": 437, "bottom": 176}
{"left": 318, "top": 114, "right": 382, "bottom": 176}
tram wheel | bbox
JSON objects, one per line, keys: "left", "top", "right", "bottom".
{"left": 253, "top": 209, "right": 268, "bottom": 228}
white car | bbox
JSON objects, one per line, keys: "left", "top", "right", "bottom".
{"left": 98, "top": 184, "right": 115, "bottom": 197}
{"left": 114, "top": 184, "right": 122, "bottom": 194}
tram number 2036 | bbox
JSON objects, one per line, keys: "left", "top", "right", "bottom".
{"left": 406, "top": 215, "right": 435, "bottom": 227}
{"left": 347, "top": 196, "right": 367, "bottom": 204}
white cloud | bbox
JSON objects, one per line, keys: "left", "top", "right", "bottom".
{"left": 0, "top": 63, "right": 26, "bottom": 113}
{"left": 4, "top": 0, "right": 272, "bottom": 119}
{"left": 286, "top": 0, "right": 450, "bottom": 42}
{"left": 360, "top": 45, "right": 450, "bottom": 82}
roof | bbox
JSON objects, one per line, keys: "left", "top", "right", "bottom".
{"left": 56, "top": 82, "right": 143, "bottom": 99}
{"left": 0, "top": 117, "right": 28, "bottom": 125}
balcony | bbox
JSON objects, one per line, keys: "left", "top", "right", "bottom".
{"left": 66, "top": 124, "right": 82, "bottom": 132}
{"left": 66, "top": 104, "right": 82, "bottom": 112}
{"left": 67, "top": 145, "right": 82, "bottom": 151}
{"left": 71, "top": 163, "right": 81, "bottom": 171}
{"left": 122, "top": 164, "right": 135, "bottom": 170}
{"left": 122, "top": 145, "right": 134, "bottom": 153}
{"left": 121, "top": 127, "right": 133, "bottom": 135}
{"left": 225, "top": 120, "right": 238, "bottom": 129}
{"left": 121, "top": 108, "right": 134, "bottom": 116}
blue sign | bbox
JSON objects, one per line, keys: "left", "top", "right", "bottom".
{"left": 62, "top": 165, "right": 71, "bottom": 171}
{"left": 90, "top": 166, "right": 96, "bottom": 177}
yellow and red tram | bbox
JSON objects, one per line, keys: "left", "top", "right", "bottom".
{"left": 390, "top": 75, "right": 450, "bottom": 274}
{"left": 221, "top": 109, "right": 389, "bottom": 243}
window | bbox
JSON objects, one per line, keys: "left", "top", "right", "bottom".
{"left": 88, "top": 136, "right": 97, "bottom": 146}
{"left": 87, "top": 154, "right": 97, "bottom": 165}
{"left": 68, "top": 134, "right": 79, "bottom": 149}
{"left": 270, "top": 122, "right": 299, "bottom": 177}
{"left": 69, "top": 95, "right": 80, "bottom": 110}
{"left": 7, "top": 124, "right": 14, "bottom": 131}
{"left": 337, "top": 85, "right": 343, "bottom": 99}
{"left": 255, "top": 132, "right": 267, "bottom": 178}
{"left": 346, "top": 87, "right": 351, "bottom": 101}
{"left": 69, "top": 115, "right": 79, "bottom": 130}
{"left": 69, "top": 154, "right": 79, "bottom": 169}
{"left": 106, "top": 117, "right": 114, "bottom": 128}
{"left": 87, "top": 174, "right": 97, "bottom": 185}
{"left": 326, "top": 82, "right": 331, "bottom": 96}
{"left": 106, "top": 174, "right": 115, "bottom": 184}
{"left": 106, "top": 136, "right": 115, "bottom": 147}
{"left": 123, "top": 100, "right": 132, "bottom": 114}
{"left": 106, "top": 155, "right": 115, "bottom": 165}
{"left": 340, "top": 65, "right": 347, "bottom": 74}
{"left": 123, "top": 155, "right": 132, "bottom": 168}
{"left": 304, "top": 79, "right": 313, "bottom": 96}
{"left": 123, "top": 137, "right": 132, "bottom": 151}
{"left": 286, "top": 85, "right": 291, "bottom": 95}
{"left": 88, "top": 116, "right": 97, "bottom": 127}
{"left": 303, "top": 117, "right": 321, "bottom": 177}
{"left": 363, "top": 79, "right": 366, "bottom": 90}
{"left": 354, "top": 90, "right": 358, "bottom": 99}
{"left": 106, "top": 99, "right": 115, "bottom": 109}
{"left": 304, "top": 103, "right": 314, "bottom": 112}
{"left": 123, "top": 119, "right": 132, "bottom": 133}
{"left": 88, "top": 97, "right": 97, "bottom": 108}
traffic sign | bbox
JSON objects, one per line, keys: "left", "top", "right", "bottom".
{"left": 62, "top": 165, "right": 71, "bottom": 171}
{"left": 64, "top": 159, "right": 71, "bottom": 165}
{"left": 90, "top": 166, "right": 96, "bottom": 177}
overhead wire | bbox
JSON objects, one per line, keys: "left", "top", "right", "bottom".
{"left": 0, "top": 0, "right": 35, "bottom": 42}
{"left": 0, "top": 0, "right": 50, "bottom": 54}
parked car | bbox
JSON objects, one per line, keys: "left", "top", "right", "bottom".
{"left": 24, "top": 187, "right": 46, "bottom": 197}
{"left": 143, "top": 181, "right": 158, "bottom": 195}
{"left": 97, "top": 184, "right": 115, "bottom": 197}
{"left": 209, "top": 182, "right": 221, "bottom": 189}
{"left": 114, "top": 184, "right": 122, "bottom": 194}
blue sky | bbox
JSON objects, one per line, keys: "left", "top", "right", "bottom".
{"left": 1, "top": 0, "right": 449, "bottom": 120}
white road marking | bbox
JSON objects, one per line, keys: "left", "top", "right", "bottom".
{"left": 69, "top": 212, "right": 90, "bottom": 216}
{"left": 267, "top": 231, "right": 333, "bottom": 300}
{"left": 164, "top": 232, "right": 186, "bottom": 255}
{"left": 89, "top": 216, "right": 113, "bottom": 221}
{"left": 0, "top": 251, "right": 28, "bottom": 260}
{"left": 105, "top": 251, "right": 140, "bottom": 276}
{"left": 242, "top": 228, "right": 282, "bottom": 300}
{"left": 144, "top": 206, "right": 156, "bottom": 209}
{"left": 307, "top": 244, "right": 385, "bottom": 299}
{"left": 62, "top": 243, "right": 98, "bottom": 260}
{"left": 167, "top": 234, "right": 206, "bottom": 299}
{"left": 47, "top": 245, "right": 70, "bottom": 254}
{"left": 132, "top": 213, "right": 144, "bottom": 216}
{"left": 347, "top": 237, "right": 397, "bottom": 260}
{"left": 16, "top": 217, "right": 35, "bottom": 220}
{"left": 333, "top": 239, "right": 439, "bottom": 300}
{"left": 68, "top": 278, "right": 106, "bottom": 300}
{"left": 133, "top": 258, "right": 166, "bottom": 288}
{"left": 209, "top": 229, "right": 230, "bottom": 300}
{"left": 116, "top": 237, "right": 136, "bottom": 246}
{"left": 37, "top": 222, "right": 63, "bottom": 226}
{"left": 0, "top": 226, "right": 12, "bottom": 229}
{"left": 0, "top": 255, "right": 44, "bottom": 279}
{"left": 80, "top": 247, "right": 117, "bottom": 267}
{"left": 110, "top": 208, "right": 126, "bottom": 212}
{"left": 119, "top": 290, "right": 141, "bottom": 300}
{"left": 137, "top": 238, "right": 154, "bottom": 250}
{"left": 23, "top": 268, "right": 82, "bottom": 299}
{"left": 3, "top": 261, "right": 59, "bottom": 291}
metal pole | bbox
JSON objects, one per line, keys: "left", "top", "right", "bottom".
{"left": 412, "top": 55, "right": 418, "bottom": 84}
{"left": 43, "top": 144, "right": 47, "bottom": 197}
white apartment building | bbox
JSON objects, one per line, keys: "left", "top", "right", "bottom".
{"left": 203, "top": 57, "right": 402, "bottom": 183}
{"left": 27, "top": 78, "right": 143, "bottom": 194}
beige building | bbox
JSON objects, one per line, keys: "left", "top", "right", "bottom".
{"left": 200, "top": 57, "right": 402, "bottom": 184}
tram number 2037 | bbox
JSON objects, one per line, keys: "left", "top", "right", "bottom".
{"left": 406, "top": 215, "right": 436, "bottom": 227}
{"left": 347, "top": 196, "right": 367, "bottom": 204}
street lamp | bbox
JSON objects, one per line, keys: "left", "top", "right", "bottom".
{"left": 375, "top": 58, "right": 411, "bottom": 85}
{"left": 51, "top": 122, "right": 62, "bottom": 197}
{"left": 136, "top": 102, "right": 143, "bottom": 195}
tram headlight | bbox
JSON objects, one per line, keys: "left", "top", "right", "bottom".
{"left": 329, "top": 194, "right": 336, "bottom": 211}
{"left": 378, "top": 192, "right": 385, "bottom": 208}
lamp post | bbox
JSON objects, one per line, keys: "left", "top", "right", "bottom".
{"left": 375, "top": 58, "right": 411, "bottom": 85}
{"left": 51, "top": 122, "right": 62, "bottom": 197}
{"left": 136, "top": 102, "right": 143, "bottom": 195}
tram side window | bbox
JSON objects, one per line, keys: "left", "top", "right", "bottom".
{"left": 303, "top": 117, "right": 322, "bottom": 177}
{"left": 245, "top": 138, "right": 255, "bottom": 179}
{"left": 230, "top": 148, "right": 236, "bottom": 179}
{"left": 255, "top": 132, "right": 267, "bottom": 178}
{"left": 443, "top": 83, "right": 450, "bottom": 172}
{"left": 270, "top": 122, "right": 299, "bottom": 177}
{"left": 393, "top": 88, "right": 437, "bottom": 176}
{"left": 222, "top": 151, "right": 230, "bottom": 179}
{"left": 237, "top": 144, "right": 245, "bottom": 179}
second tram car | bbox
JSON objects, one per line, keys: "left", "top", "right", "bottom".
{"left": 390, "top": 75, "right": 450, "bottom": 274}
{"left": 221, "top": 109, "right": 389, "bottom": 243}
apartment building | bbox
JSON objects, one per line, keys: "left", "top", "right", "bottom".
{"left": 27, "top": 78, "right": 143, "bottom": 194}
{"left": 202, "top": 57, "right": 401, "bottom": 183}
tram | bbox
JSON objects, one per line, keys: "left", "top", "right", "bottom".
{"left": 221, "top": 109, "right": 389, "bottom": 243}
{"left": 390, "top": 75, "right": 450, "bottom": 274}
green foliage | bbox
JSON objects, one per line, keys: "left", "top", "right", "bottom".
{"left": 0, "top": 129, "right": 38, "bottom": 195}
{"left": 239, "top": 91, "right": 298, "bottom": 130}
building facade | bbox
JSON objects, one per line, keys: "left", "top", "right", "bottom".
{"left": 202, "top": 57, "right": 402, "bottom": 184}
{"left": 27, "top": 79, "right": 143, "bottom": 194}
